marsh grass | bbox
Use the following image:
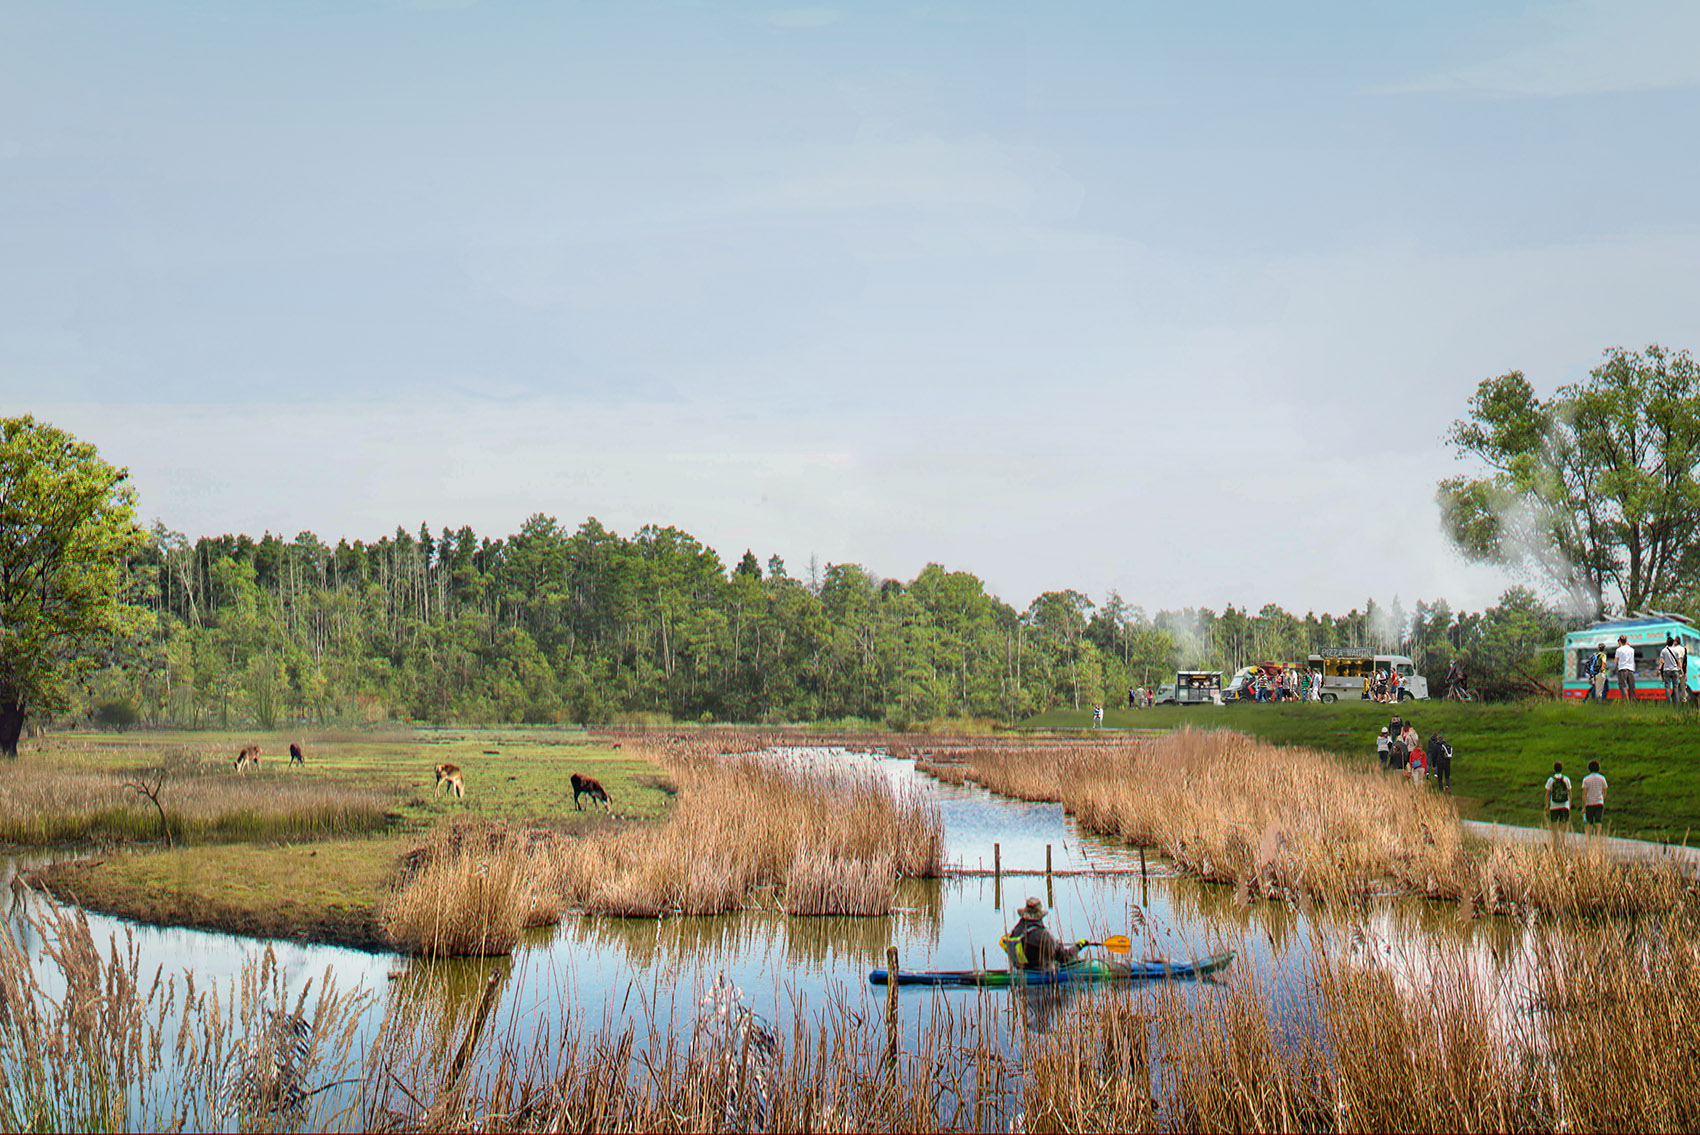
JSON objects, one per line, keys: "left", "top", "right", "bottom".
{"left": 938, "top": 728, "right": 1696, "bottom": 919}
{"left": 383, "top": 820, "right": 560, "bottom": 957}
{"left": 0, "top": 898, "right": 369, "bottom": 1132}
{"left": 546, "top": 741, "right": 942, "bottom": 919}
{"left": 0, "top": 753, "right": 390, "bottom": 847}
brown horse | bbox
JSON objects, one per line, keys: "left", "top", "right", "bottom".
{"left": 434, "top": 763, "right": 465, "bottom": 800}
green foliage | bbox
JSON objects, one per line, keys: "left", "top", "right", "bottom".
{"left": 0, "top": 417, "right": 145, "bottom": 754}
{"left": 1439, "top": 345, "right": 1700, "bottom": 616}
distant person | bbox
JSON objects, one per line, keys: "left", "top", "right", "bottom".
{"left": 1311, "top": 667, "right": 1324, "bottom": 701}
{"left": 1582, "top": 759, "right": 1607, "bottom": 827}
{"left": 1545, "top": 761, "right": 1572, "bottom": 824}
{"left": 1388, "top": 728, "right": 1409, "bottom": 771}
{"left": 1591, "top": 643, "right": 1609, "bottom": 702}
{"left": 1005, "top": 897, "right": 1081, "bottom": 972}
{"left": 1676, "top": 638, "right": 1691, "bottom": 705}
{"left": 1583, "top": 645, "right": 1603, "bottom": 702}
{"left": 1445, "top": 657, "right": 1468, "bottom": 700}
{"left": 1128, "top": 686, "right": 1138, "bottom": 709}
{"left": 1660, "top": 635, "right": 1683, "bottom": 705}
{"left": 1376, "top": 727, "right": 1391, "bottom": 768}
{"left": 1092, "top": 704, "right": 1104, "bottom": 728}
{"left": 1400, "top": 722, "right": 1421, "bottom": 770}
{"left": 1427, "top": 731, "right": 1453, "bottom": 793}
{"left": 1615, "top": 635, "right": 1638, "bottom": 702}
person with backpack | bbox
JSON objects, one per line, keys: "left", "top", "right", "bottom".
{"left": 1660, "top": 635, "right": 1683, "bottom": 705}
{"left": 1427, "top": 731, "right": 1453, "bottom": 793}
{"left": 1376, "top": 727, "right": 1391, "bottom": 768}
{"left": 1592, "top": 644, "right": 1610, "bottom": 702}
{"left": 1583, "top": 646, "right": 1603, "bottom": 702}
{"left": 1407, "top": 737, "right": 1428, "bottom": 787}
{"left": 1545, "top": 761, "right": 1572, "bottom": 824}
{"left": 1389, "top": 730, "right": 1409, "bottom": 771}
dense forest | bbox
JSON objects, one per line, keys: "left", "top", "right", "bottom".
{"left": 80, "top": 516, "right": 1584, "bottom": 730}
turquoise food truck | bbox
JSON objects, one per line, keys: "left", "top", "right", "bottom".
{"left": 1561, "top": 613, "right": 1699, "bottom": 701}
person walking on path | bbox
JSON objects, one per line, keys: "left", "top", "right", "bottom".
{"left": 1615, "top": 636, "right": 1638, "bottom": 702}
{"left": 1427, "top": 731, "right": 1453, "bottom": 793}
{"left": 1407, "top": 738, "right": 1428, "bottom": 788}
{"left": 1660, "top": 636, "right": 1684, "bottom": 705}
{"left": 1546, "top": 762, "right": 1573, "bottom": 824}
{"left": 1582, "top": 760, "right": 1607, "bottom": 827}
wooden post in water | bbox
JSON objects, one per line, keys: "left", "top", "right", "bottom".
{"left": 1140, "top": 845, "right": 1148, "bottom": 907}
{"left": 885, "top": 945, "right": 900, "bottom": 1068}
{"left": 993, "top": 841, "right": 1001, "bottom": 910}
{"left": 1045, "top": 843, "right": 1053, "bottom": 909}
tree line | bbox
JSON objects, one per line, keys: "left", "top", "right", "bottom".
{"left": 78, "top": 515, "right": 1576, "bottom": 731}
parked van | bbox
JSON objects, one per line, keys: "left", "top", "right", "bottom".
{"left": 1308, "top": 650, "right": 1429, "bottom": 702}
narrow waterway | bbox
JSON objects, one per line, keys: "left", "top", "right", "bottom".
{"left": 3, "top": 746, "right": 1538, "bottom": 1130}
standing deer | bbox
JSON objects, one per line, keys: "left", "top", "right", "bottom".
{"left": 434, "top": 763, "right": 465, "bottom": 800}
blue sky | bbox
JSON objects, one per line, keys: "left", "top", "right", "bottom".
{"left": 6, "top": 0, "right": 1699, "bottom": 613}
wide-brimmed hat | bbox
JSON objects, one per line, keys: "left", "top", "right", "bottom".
{"left": 1020, "top": 897, "right": 1046, "bottom": 919}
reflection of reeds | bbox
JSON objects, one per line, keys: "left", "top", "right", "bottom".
{"left": 548, "top": 749, "right": 941, "bottom": 918}
{"left": 940, "top": 728, "right": 1693, "bottom": 918}
{"left": 384, "top": 820, "right": 560, "bottom": 957}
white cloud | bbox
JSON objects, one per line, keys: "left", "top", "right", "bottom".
{"left": 1388, "top": 0, "right": 1700, "bottom": 96}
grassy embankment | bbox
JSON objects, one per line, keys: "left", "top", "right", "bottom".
{"left": 927, "top": 729, "right": 1694, "bottom": 918}
{"left": 1028, "top": 700, "right": 1700, "bottom": 840}
{"left": 17, "top": 728, "right": 670, "bottom": 949}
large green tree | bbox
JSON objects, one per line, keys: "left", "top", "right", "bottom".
{"left": 1439, "top": 345, "right": 1700, "bottom": 618}
{"left": 0, "top": 417, "right": 144, "bottom": 754}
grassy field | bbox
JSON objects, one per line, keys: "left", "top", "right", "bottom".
{"left": 1026, "top": 700, "right": 1700, "bottom": 840}
{"left": 17, "top": 726, "right": 668, "bottom": 948}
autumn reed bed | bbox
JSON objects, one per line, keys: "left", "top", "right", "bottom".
{"left": 0, "top": 751, "right": 389, "bottom": 846}
{"left": 544, "top": 737, "right": 943, "bottom": 919}
{"left": 0, "top": 900, "right": 369, "bottom": 1132}
{"left": 938, "top": 728, "right": 1696, "bottom": 918}
{"left": 363, "top": 909, "right": 1700, "bottom": 1132}
{"left": 382, "top": 819, "right": 561, "bottom": 958}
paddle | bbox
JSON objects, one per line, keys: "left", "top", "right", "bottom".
{"left": 1077, "top": 934, "right": 1133, "bottom": 953}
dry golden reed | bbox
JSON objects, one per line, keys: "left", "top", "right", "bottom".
{"left": 383, "top": 819, "right": 560, "bottom": 958}
{"left": 942, "top": 727, "right": 1694, "bottom": 918}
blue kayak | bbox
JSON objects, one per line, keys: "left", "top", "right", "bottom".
{"left": 869, "top": 951, "right": 1235, "bottom": 987}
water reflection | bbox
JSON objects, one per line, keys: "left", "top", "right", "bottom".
{"left": 0, "top": 743, "right": 1559, "bottom": 1130}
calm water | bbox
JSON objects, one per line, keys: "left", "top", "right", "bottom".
{"left": 3, "top": 746, "right": 1537, "bottom": 1129}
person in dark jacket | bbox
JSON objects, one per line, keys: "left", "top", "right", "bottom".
{"left": 1007, "top": 897, "right": 1082, "bottom": 971}
{"left": 1427, "top": 731, "right": 1453, "bottom": 792}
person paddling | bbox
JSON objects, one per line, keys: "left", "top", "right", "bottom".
{"left": 1006, "top": 897, "right": 1083, "bottom": 971}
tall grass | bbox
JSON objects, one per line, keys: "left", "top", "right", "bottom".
{"left": 939, "top": 728, "right": 1696, "bottom": 917}
{"left": 0, "top": 900, "right": 369, "bottom": 1132}
{"left": 545, "top": 742, "right": 943, "bottom": 919}
{"left": 382, "top": 820, "right": 560, "bottom": 958}
{"left": 0, "top": 752, "right": 390, "bottom": 846}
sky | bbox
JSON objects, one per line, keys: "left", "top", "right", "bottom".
{"left": 5, "top": 0, "right": 1700, "bottom": 616}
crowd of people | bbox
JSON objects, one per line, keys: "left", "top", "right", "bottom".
{"left": 1581, "top": 634, "right": 1690, "bottom": 704}
{"left": 1373, "top": 713, "right": 1453, "bottom": 792}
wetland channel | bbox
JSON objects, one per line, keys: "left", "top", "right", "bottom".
{"left": 4, "top": 746, "right": 1539, "bottom": 1129}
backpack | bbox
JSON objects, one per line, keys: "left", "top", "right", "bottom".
{"left": 1585, "top": 654, "right": 1600, "bottom": 678}
{"left": 1549, "top": 776, "right": 1570, "bottom": 807}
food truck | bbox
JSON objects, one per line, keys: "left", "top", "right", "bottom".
{"left": 1307, "top": 649, "right": 1429, "bottom": 702}
{"left": 1561, "top": 613, "right": 1698, "bottom": 700}
{"left": 1172, "top": 670, "right": 1224, "bottom": 705}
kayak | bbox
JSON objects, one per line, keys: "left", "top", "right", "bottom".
{"left": 869, "top": 951, "right": 1235, "bottom": 988}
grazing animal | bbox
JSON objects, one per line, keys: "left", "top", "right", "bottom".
{"left": 234, "top": 745, "right": 261, "bottom": 772}
{"left": 289, "top": 742, "right": 304, "bottom": 765}
{"left": 571, "top": 772, "right": 610, "bottom": 812}
{"left": 434, "top": 763, "right": 465, "bottom": 800}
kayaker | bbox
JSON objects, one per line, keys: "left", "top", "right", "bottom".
{"left": 1007, "top": 897, "right": 1083, "bottom": 971}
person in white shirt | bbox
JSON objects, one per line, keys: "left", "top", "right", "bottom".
{"left": 1659, "top": 635, "right": 1683, "bottom": 705}
{"left": 1581, "top": 760, "right": 1607, "bottom": 826}
{"left": 1615, "top": 636, "right": 1638, "bottom": 702}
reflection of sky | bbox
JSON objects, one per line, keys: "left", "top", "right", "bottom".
{"left": 0, "top": 747, "right": 1545, "bottom": 1127}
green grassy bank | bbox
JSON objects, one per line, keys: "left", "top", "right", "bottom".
{"left": 14, "top": 727, "right": 670, "bottom": 949}
{"left": 1026, "top": 701, "right": 1700, "bottom": 840}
